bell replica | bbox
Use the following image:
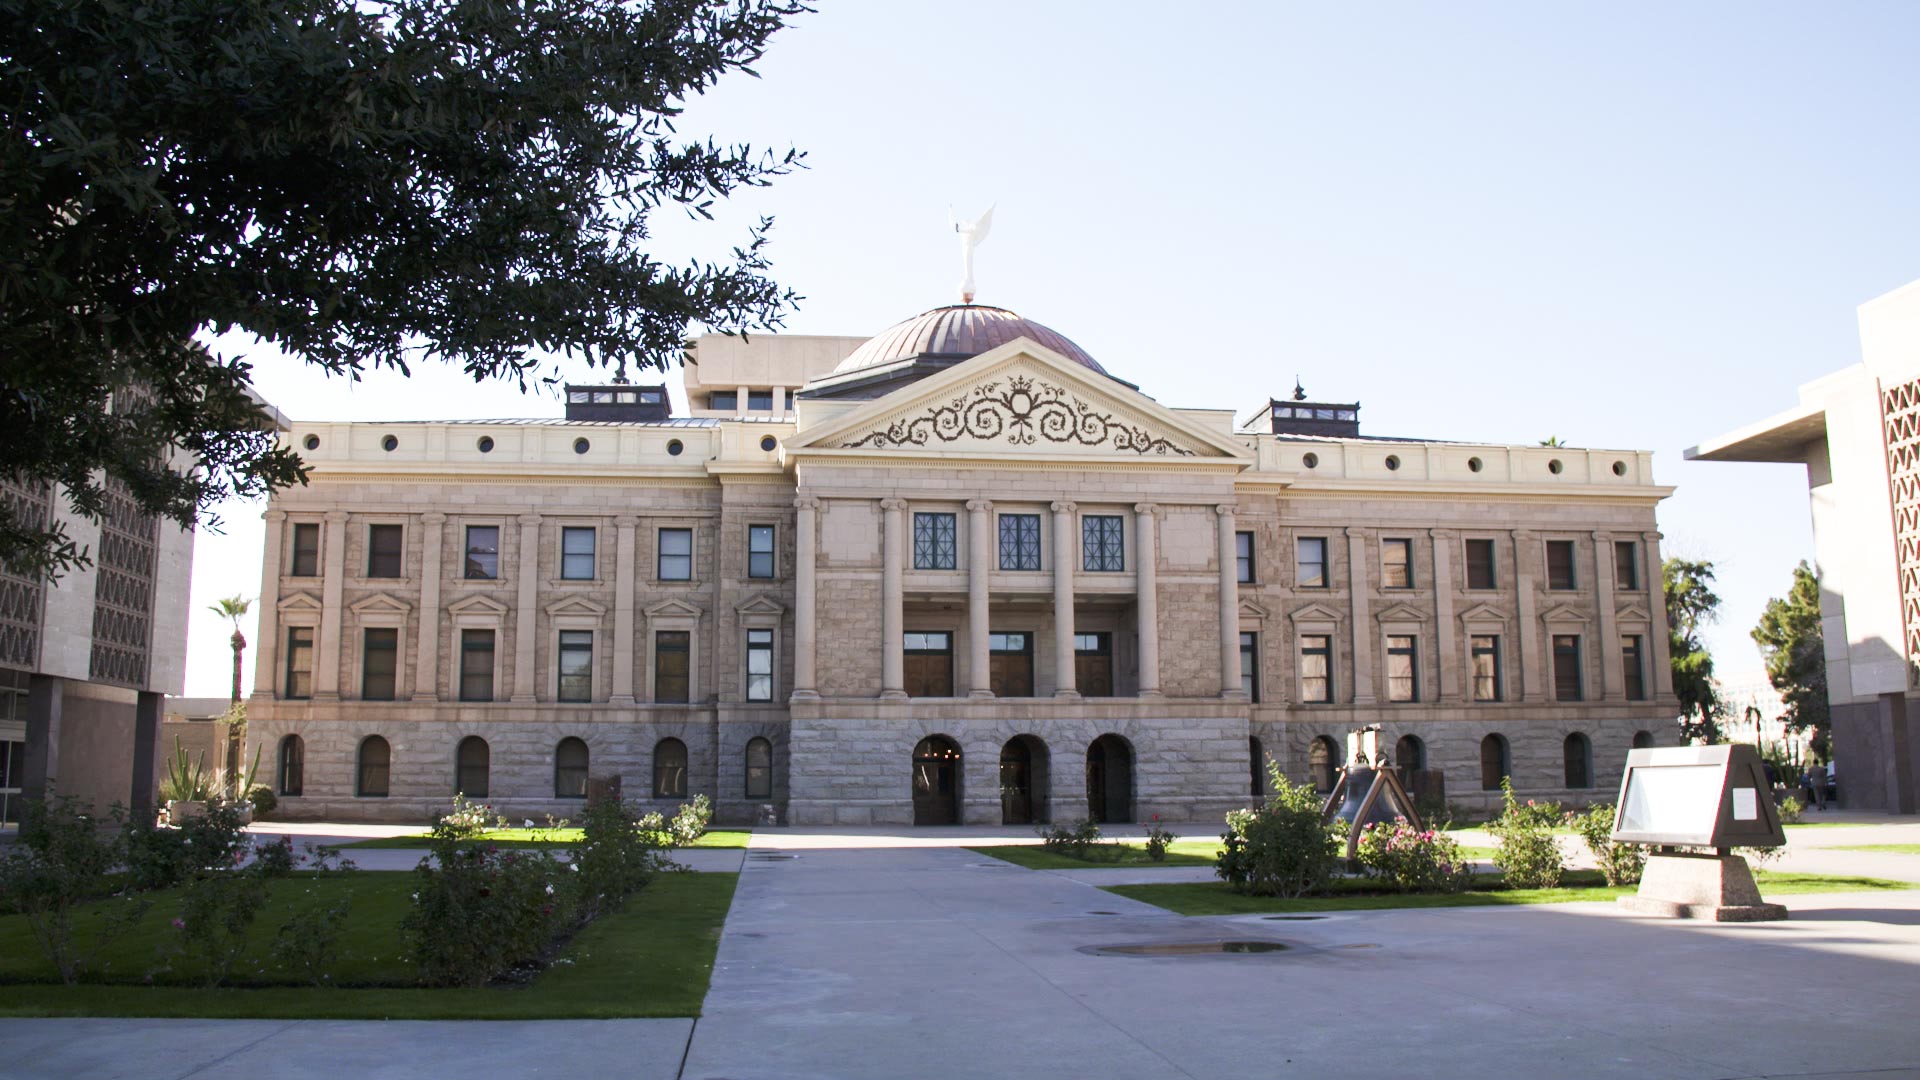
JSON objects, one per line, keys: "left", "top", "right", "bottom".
{"left": 1320, "top": 725, "right": 1425, "bottom": 861}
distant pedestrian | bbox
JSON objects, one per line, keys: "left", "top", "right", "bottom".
{"left": 1804, "top": 763, "right": 1828, "bottom": 810}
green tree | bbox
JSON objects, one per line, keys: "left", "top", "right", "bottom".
{"left": 1664, "top": 556, "right": 1726, "bottom": 744}
{"left": 2, "top": 0, "right": 808, "bottom": 579}
{"left": 1751, "top": 561, "right": 1830, "bottom": 754}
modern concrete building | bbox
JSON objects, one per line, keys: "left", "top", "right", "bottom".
{"left": 249, "top": 302, "right": 1680, "bottom": 825}
{"left": 1689, "top": 276, "right": 1920, "bottom": 812}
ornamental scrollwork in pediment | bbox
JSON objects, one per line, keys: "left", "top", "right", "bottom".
{"left": 842, "top": 376, "right": 1195, "bottom": 456}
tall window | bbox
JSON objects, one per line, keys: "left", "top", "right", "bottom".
{"left": 1465, "top": 538, "right": 1496, "bottom": 589}
{"left": 1236, "top": 531, "right": 1254, "bottom": 584}
{"left": 989, "top": 632, "right": 1033, "bottom": 697}
{"left": 1470, "top": 634, "right": 1502, "bottom": 702}
{"left": 747, "top": 525, "right": 776, "bottom": 579}
{"left": 367, "top": 524, "right": 403, "bottom": 577}
{"left": 1564, "top": 732, "right": 1592, "bottom": 789}
{"left": 913, "top": 512, "right": 956, "bottom": 570}
{"left": 1382, "top": 539, "right": 1413, "bottom": 589}
{"left": 558, "top": 630, "right": 593, "bottom": 702}
{"left": 290, "top": 523, "right": 320, "bottom": 577}
{"left": 745, "top": 737, "right": 773, "bottom": 799}
{"left": 456, "top": 736, "right": 489, "bottom": 797}
{"left": 284, "top": 627, "right": 314, "bottom": 699}
{"left": 1240, "top": 632, "right": 1259, "bottom": 702}
{"left": 1075, "top": 633, "right": 1112, "bottom": 696}
{"left": 1296, "top": 537, "right": 1328, "bottom": 588}
{"left": 1300, "top": 634, "right": 1333, "bottom": 703}
{"left": 904, "top": 631, "right": 953, "bottom": 697}
{"left": 746, "top": 628, "right": 774, "bottom": 701}
{"left": 1309, "top": 735, "right": 1338, "bottom": 792}
{"left": 561, "top": 527, "right": 596, "bottom": 580}
{"left": 655, "top": 631, "right": 690, "bottom": 703}
{"left": 747, "top": 389, "right": 773, "bottom": 411}
{"left": 277, "top": 735, "right": 304, "bottom": 797}
{"left": 464, "top": 525, "right": 499, "bottom": 579}
{"left": 1622, "top": 634, "right": 1646, "bottom": 700}
{"left": 653, "top": 738, "right": 687, "bottom": 798}
{"left": 1480, "top": 734, "right": 1510, "bottom": 791}
{"left": 1614, "top": 540, "right": 1640, "bottom": 590}
{"left": 362, "top": 628, "right": 398, "bottom": 700}
{"left": 1082, "top": 515, "right": 1124, "bottom": 572}
{"left": 1546, "top": 540, "right": 1577, "bottom": 590}
{"left": 356, "top": 735, "right": 390, "bottom": 797}
{"left": 1552, "top": 634, "right": 1583, "bottom": 701}
{"left": 1386, "top": 634, "right": 1418, "bottom": 702}
{"left": 658, "top": 528, "right": 692, "bottom": 580}
{"left": 459, "top": 629, "right": 495, "bottom": 702}
{"left": 999, "top": 514, "right": 1041, "bottom": 570}
{"left": 555, "top": 737, "right": 589, "bottom": 799}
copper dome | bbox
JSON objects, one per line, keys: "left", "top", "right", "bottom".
{"left": 832, "top": 305, "right": 1105, "bottom": 376}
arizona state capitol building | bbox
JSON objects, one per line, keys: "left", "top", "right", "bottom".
{"left": 248, "top": 299, "right": 1680, "bottom": 826}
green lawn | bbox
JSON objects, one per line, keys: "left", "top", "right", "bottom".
{"left": 1785, "top": 821, "right": 1864, "bottom": 829}
{"left": 1103, "top": 870, "right": 1915, "bottom": 916}
{"left": 968, "top": 839, "right": 1225, "bottom": 869}
{"left": 1831, "top": 843, "right": 1920, "bottom": 854}
{"left": 332, "top": 828, "right": 751, "bottom": 851}
{"left": 0, "top": 871, "right": 736, "bottom": 1019}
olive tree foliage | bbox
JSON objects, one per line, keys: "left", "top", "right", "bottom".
{"left": 1752, "top": 561, "right": 1830, "bottom": 753}
{"left": 1664, "top": 556, "right": 1726, "bottom": 744}
{"left": 1, "top": 0, "right": 808, "bottom": 579}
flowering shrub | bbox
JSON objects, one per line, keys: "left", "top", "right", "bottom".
{"left": 124, "top": 801, "right": 249, "bottom": 891}
{"left": 668, "top": 794, "right": 712, "bottom": 845}
{"left": 1354, "top": 820, "right": 1472, "bottom": 893}
{"left": 164, "top": 860, "right": 271, "bottom": 987}
{"left": 250, "top": 834, "right": 298, "bottom": 878}
{"left": 1488, "top": 779, "right": 1564, "bottom": 889}
{"left": 403, "top": 838, "right": 569, "bottom": 987}
{"left": 571, "top": 793, "right": 673, "bottom": 923}
{"left": 439, "top": 794, "right": 492, "bottom": 841}
{"left": 1566, "top": 803, "right": 1646, "bottom": 886}
{"left": 0, "top": 798, "right": 150, "bottom": 984}
{"left": 1216, "top": 766, "right": 1341, "bottom": 898}
{"left": 270, "top": 845, "right": 359, "bottom": 986}
{"left": 1040, "top": 818, "right": 1107, "bottom": 860}
{"left": 1143, "top": 815, "right": 1178, "bottom": 862}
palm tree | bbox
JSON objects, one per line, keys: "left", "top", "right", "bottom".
{"left": 1539, "top": 435, "right": 1566, "bottom": 447}
{"left": 209, "top": 595, "right": 252, "bottom": 704}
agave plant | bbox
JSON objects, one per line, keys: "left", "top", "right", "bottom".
{"left": 159, "top": 738, "right": 213, "bottom": 803}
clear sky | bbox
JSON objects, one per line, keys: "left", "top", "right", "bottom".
{"left": 184, "top": 1, "right": 1920, "bottom": 701}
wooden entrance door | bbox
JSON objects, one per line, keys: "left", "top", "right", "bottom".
{"left": 1086, "top": 735, "right": 1133, "bottom": 823}
{"left": 1000, "top": 739, "right": 1033, "bottom": 825}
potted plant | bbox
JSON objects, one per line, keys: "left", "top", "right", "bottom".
{"left": 160, "top": 738, "right": 214, "bottom": 824}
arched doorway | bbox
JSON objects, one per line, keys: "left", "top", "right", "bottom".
{"left": 1309, "top": 735, "right": 1339, "bottom": 793}
{"left": 912, "top": 736, "right": 962, "bottom": 825}
{"left": 1000, "top": 736, "right": 1050, "bottom": 825}
{"left": 1396, "top": 734, "right": 1425, "bottom": 791}
{"left": 1085, "top": 735, "right": 1134, "bottom": 824}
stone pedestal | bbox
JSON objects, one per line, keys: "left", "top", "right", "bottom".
{"left": 1618, "top": 853, "right": 1787, "bottom": 922}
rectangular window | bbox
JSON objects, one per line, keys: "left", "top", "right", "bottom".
{"left": 1240, "top": 631, "right": 1259, "bottom": 703}
{"left": 1236, "top": 531, "right": 1254, "bottom": 584}
{"left": 709, "top": 390, "right": 737, "bottom": 411}
{"left": 989, "top": 631, "right": 1033, "bottom": 697}
{"left": 1471, "top": 635, "right": 1502, "bottom": 702}
{"left": 460, "top": 629, "right": 496, "bottom": 702}
{"left": 1296, "top": 537, "right": 1328, "bottom": 589}
{"left": 748, "top": 525, "right": 776, "bottom": 579}
{"left": 284, "top": 627, "right": 314, "bottom": 699}
{"left": 658, "top": 528, "right": 693, "bottom": 581}
{"left": 1465, "top": 539, "right": 1497, "bottom": 590}
{"left": 1082, "top": 515, "right": 1124, "bottom": 572}
{"left": 1553, "top": 634, "right": 1583, "bottom": 701}
{"left": 1383, "top": 539, "right": 1413, "bottom": 589}
{"left": 558, "top": 630, "right": 593, "bottom": 702}
{"left": 998, "top": 514, "right": 1041, "bottom": 571}
{"left": 464, "top": 525, "right": 499, "bottom": 580}
{"left": 1615, "top": 541, "right": 1640, "bottom": 590}
{"left": 1074, "top": 632, "right": 1113, "bottom": 696}
{"left": 746, "top": 628, "right": 774, "bottom": 701}
{"left": 290, "top": 523, "right": 320, "bottom": 577}
{"left": 561, "top": 527, "right": 596, "bottom": 580}
{"left": 654, "top": 631, "right": 690, "bottom": 703}
{"left": 367, "top": 524, "right": 403, "bottom": 578}
{"left": 747, "top": 389, "right": 773, "bottom": 411}
{"left": 362, "top": 628, "right": 398, "bottom": 700}
{"left": 1547, "top": 540, "right": 1577, "bottom": 591}
{"left": 904, "top": 631, "right": 953, "bottom": 697}
{"left": 913, "top": 512, "right": 957, "bottom": 570}
{"left": 1386, "top": 634, "right": 1418, "bottom": 702}
{"left": 1622, "top": 634, "right": 1646, "bottom": 700}
{"left": 1300, "top": 634, "right": 1333, "bottom": 703}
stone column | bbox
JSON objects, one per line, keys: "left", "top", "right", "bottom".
{"left": 21, "top": 674, "right": 62, "bottom": 803}
{"left": 1514, "top": 529, "right": 1544, "bottom": 702}
{"left": 1217, "top": 504, "right": 1243, "bottom": 699}
{"left": 314, "top": 511, "right": 348, "bottom": 700}
{"left": 967, "top": 500, "right": 994, "bottom": 698}
{"left": 411, "top": 513, "right": 445, "bottom": 701}
{"left": 1346, "top": 527, "right": 1376, "bottom": 704}
{"left": 253, "top": 510, "right": 286, "bottom": 700}
{"left": 129, "top": 691, "right": 162, "bottom": 818}
{"left": 511, "top": 513, "right": 541, "bottom": 702}
{"left": 611, "top": 516, "right": 639, "bottom": 704}
{"left": 1431, "top": 528, "right": 1458, "bottom": 702}
{"left": 735, "top": 384, "right": 750, "bottom": 418}
{"left": 792, "top": 499, "right": 819, "bottom": 700}
{"left": 1594, "top": 531, "right": 1623, "bottom": 700}
{"left": 1052, "top": 501, "right": 1080, "bottom": 699}
{"left": 1134, "top": 503, "right": 1161, "bottom": 698}
{"left": 880, "top": 498, "right": 907, "bottom": 700}
{"left": 1643, "top": 531, "right": 1675, "bottom": 698}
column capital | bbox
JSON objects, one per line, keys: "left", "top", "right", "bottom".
{"left": 1050, "top": 500, "right": 1077, "bottom": 515}
{"left": 517, "top": 513, "right": 543, "bottom": 526}
{"left": 1642, "top": 530, "right": 1664, "bottom": 543}
{"left": 615, "top": 515, "right": 639, "bottom": 529}
{"left": 421, "top": 512, "right": 446, "bottom": 526}
{"left": 1428, "top": 526, "right": 1456, "bottom": 540}
{"left": 1215, "top": 503, "right": 1238, "bottom": 518}
{"left": 966, "top": 499, "right": 994, "bottom": 513}
{"left": 879, "top": 497, "right": 908, "bottom": 513}
{"left": 1344, "top": 525, "right": 1368, "bottom": 539}
{"left": 793, "top": 496, "right": 821, "bottom": 512}
{"left": 323, "top": 510, "right": 348, "bottom": 524}
{"left": 1591, "top": 529, "right": 1613, "bottom": 543}
{"left": 1513, "top": 528, "right": 1537, "bottom": 542}
{"left": 1132, "top": 502, "right": 1159, "bottom": 517}
{"left": 263, "top": 509, "right": 287, "bottom": 523}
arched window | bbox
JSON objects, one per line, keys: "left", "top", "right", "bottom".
{"left": 1249, "top": 736, "right": 1265, "bottom": 798}
{"left": 1564, "top": 732, "right": 1592, "bottom": 789}
{"left": 1396, "top": 734, "right": 1425, "bottom": 791}
{"left": 356, "top": 736, "right": 390, "bottom": 798}
{"left": 1480, "top": 733, "right": 1511, "bottom": 791}
{"left": 654, "top": 737, "right": 688, "bottom": 799}
{"left": 745, "top": 737, "right": 773, "bottom": 799}
{"left": 456, "top": 736, "right": 490, "bottom": 797}
{"left": 278, "top": 734, "right": 305, "bottom": 797}
{"left": 554, "top": 737, "right": 589, "bottom": 799}
{"left": 1632, "top": 730, "right": 1654, "bottom": 749}
{"left": 1309, "top": 735, "right": 1339, "bottom": 793}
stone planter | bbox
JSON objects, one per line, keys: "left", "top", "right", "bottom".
{"left": 167, "top": 800, "right": 207, "bottom": 824}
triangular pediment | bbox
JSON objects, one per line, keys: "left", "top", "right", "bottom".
{"left": 1457, "top": 602, "right": 1508, "bottom": 624}
{"left": 447, "top": 593, "right": 509, "bottom": 617}
{"left": 348, "top": 592, "right": 411, "bottom": 616}
{"left": 1289, "top": 602, "right": 1344, "bottom": 624}
{"left": 545, "top": 595, "right": 607, "bottom": 618}
{"left": 1540, "top": 603, "right": 1591, "bottom": 625}
{"left": 1616, "top": 603, "right": 1651, "bottom": 623}
{"left": 277, "top": 591, "right": 322, "bottom": 614}
{"left": 790, "top": 340, "right": 1253, "bottom": 463}
{"left": 1239, "top": 599, "right": 1270, "bottom": 620}
{"left": 735, "top": 594, "right": 786, "bottom": 616}
{"left": 645, "top": 598, "right": 703, "bottom": 619}
{"left": 1375, "top": 601, "right": 1426, "bottom": 625}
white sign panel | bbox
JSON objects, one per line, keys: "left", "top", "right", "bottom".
{"left": 1619, "top": 764, "right": 1722, "bottom": 838}
{"left": 1732, "top": 787, "right": 1758, "bottom": 821}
